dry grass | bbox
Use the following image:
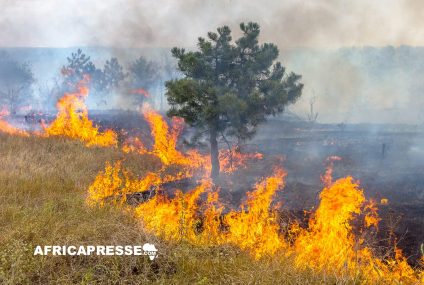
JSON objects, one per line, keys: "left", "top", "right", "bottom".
{"left": 0, "top": 134, "right": 364, "bottom": 284}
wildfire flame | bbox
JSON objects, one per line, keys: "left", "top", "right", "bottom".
{"left": 133, "top": 167, "right": 286, "bottom": 257}
{"left": 0, "top": 106, "right": 29, "bottom": 137}
{"left": 88, "top": 152, "right": 424, "bottom": 283}
{"left": 122, "top": 105, "right": 263, "bottom": 179}
{"left": 142, "top": 105, "right": 191, "bottom": 166}
{"left": 0, "top": 79, "right": 420, "bottom": 282}
{"left": 224, "top": 167, "right": 286, "bottom": 258}
{"left": 0, "top": 119, "right": 30, "bottom": 137}
{"left": 43, "top": 77, "right": 117, "bottom": 147}
{"left": 289, "top": 163, "right": 422, "bottom": 283}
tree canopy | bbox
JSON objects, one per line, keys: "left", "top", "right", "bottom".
{"left": 100, "top": 57, "right": 127, "bottom": 92}
{"left": 128, "top": 57, "right": 160, "bottom": 97}
{"left": 60, "top": 49, "right": 126, "bottom": 107}
{"left": 61, "top": 49, "right": 100, "bottom": 91}
{"left": 166, "top": 22, "right": 303, "bottom": 180}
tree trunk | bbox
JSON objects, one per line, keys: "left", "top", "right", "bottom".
{"left": 209, "top": 127, "right": 220, "bottom": 183}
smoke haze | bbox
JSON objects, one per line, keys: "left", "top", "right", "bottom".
{"left": 2, "top": 0, "right": 424, "bottom": 48}
{"left": 1, "top": 0, "right": 424, "bottom": 124}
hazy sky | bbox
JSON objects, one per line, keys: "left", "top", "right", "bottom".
{"left": 2, "top": 0, "right": 424, "bottom": 124}
{"left": 1, "top": 0, "right": 424, "bottom": 48}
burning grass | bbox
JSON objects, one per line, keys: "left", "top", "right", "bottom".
{"left": 42, "top": 78, "right": 118, "bottom": 147}
{"left": 0, "top": 107, "right": 29, "bottom": 137}
{"left": 0, "top": 78, "right": 118, "bottom": 147}
{"left": 89, "top": 160, "right": 424, "bottom": 284}
{"left": 0, "top": 119, "right": 29, "bottom": 137}
{"left": 0, "top": 133, "right": 371, "bottom": 284}
{"left": 0, "top": 86, "right": 423, "bottom": 283}
{"left": 86, "top": 112, "right": 423, "bottom": 283}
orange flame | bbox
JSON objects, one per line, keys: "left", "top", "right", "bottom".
{"left": 0, "top": 119, "right": 29, "bottom": 137}
{"left": 123, "top": 106, "right": 263, "bottom": 178}
{"left": 142, "top": 105, "right": 191, "bottom": 166}
{"left": 321, "top": 155, "right": 341, "bottom": 187}
{"left": 88, "top": 162, "right": 286, "bottom": 258}
{"left": 86, "top": 108, "right": 424, "bottom": 283}
{"left": 86, "top": 159, "right": 192, "bottom": 207}
{"left": 224, "top": 167, "right": 286, "bottom": 258}
{"left": 135, "top": 179, "right": 212, "bottom": 241}
{"left": 133, "top": 167, "right": 286, "bottom": 256}
{"left": 0, "top": 107, "right": 29, "bottom": 136}
{"left": 290, "top": 167, "right": 421, "bottom": 283}
{"left": 88, "top": 155, "right": 423, "bottom": 282}
{"left": 43, "top": 78, "right": 117, "bottom": 147}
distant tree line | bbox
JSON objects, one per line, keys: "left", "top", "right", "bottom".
{"left": 0, "top": 48, "right": 179, "bottom": 113}
{"left": 60, "top": 49, "right": 178, "bottom": 108}
{"left": 0, "top": 51, "right": 34, "bottom": 114}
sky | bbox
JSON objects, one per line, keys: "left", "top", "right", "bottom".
{"left": 1, "top": 0, "right": 424, "bottom": 48}
{"left": 2, "top": 0, "right": 424, "bottom": 124}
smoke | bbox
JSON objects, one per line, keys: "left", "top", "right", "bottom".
{"left": 1, "top": 0, "right": 424, "bottom": 123}
{"left": 2, "top": 0, "right": 424, "bottom": 48}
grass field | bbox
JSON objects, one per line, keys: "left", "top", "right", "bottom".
{"left": 0, "top": 133, "right": 394, "bottom": 284}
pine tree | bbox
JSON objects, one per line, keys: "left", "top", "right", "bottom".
{"left": 166, "top": 22, "right": 303, "bottom": 181}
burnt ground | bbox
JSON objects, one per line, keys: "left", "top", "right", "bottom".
{"left": 251, "top": 119, "right": 424, "bottom": 265}
{"left": 15, "top": 110, "right": 424, "bottom": 265}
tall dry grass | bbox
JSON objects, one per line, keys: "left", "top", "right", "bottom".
{"left": 0, "top": 134, "right": 375, "bottom": 284}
